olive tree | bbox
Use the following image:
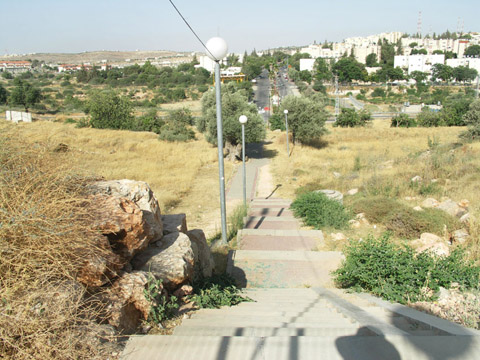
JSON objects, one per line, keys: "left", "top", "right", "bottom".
{"left": 86, "top": 90, "right": 134, "bottom": 130}
{"left": 279, "top": 95, "right": 328, "bottom": 145}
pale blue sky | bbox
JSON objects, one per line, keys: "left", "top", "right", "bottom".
{"left": 1, "top": 0, "right": 478, "bottom": 55}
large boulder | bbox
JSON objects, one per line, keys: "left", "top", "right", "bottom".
{"left": 97, "top": 271, "right": 152, "bottom": 334}
{"left": 437, "top": 199, "right": 467, "bottom": 218}
{"left": 89, "top": 180, "right": 163, "bottom": 242}
{"left": 90, "top": 194, "right": 155, "bottom": 262}
{"left": 187, "top": 229, "right": 215, "bottom": 279}
{"left": 314, "top": 189, "right": 344, "bottom": 204}
{"left": 131, "top": 232, "right": 194, "bottom": 290}
{"left": 162, "top": 213, "right": 187, "bottom": 235}
{"left": 410, "top": 233, "right": 450, "bottom": 257}
{"left": 77, "top": 235, "right": 122, "bottom": 287}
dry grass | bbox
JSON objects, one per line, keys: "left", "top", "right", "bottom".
{"left": 1, "top": 121, "right": 236, "bottom": 236}
{"left": 0, "top": 135, "right": 115, "bottom": 359}
{"left": 267, "top": 121, "right": 480, "bottom": 254}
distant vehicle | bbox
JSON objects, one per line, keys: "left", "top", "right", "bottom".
{"left": 251, "top": 79, "right": 257, "bottom": 83}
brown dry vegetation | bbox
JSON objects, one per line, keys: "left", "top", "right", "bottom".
{"left": 266, "top": 121, "right": 480, "bottom": 255}
{"left": 0, "top": 135, "right": 116, "bottom": 359}
{"left": 0, "top": 121, "right": 236, "bottom": 237}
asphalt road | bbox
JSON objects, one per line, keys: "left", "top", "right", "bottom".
{"left": 253, "top": 69, "right": 271, "bottom": 122}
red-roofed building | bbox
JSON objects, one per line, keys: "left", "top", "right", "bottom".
{"left": 0, "top": 60, "right": 32, "bottom": 74}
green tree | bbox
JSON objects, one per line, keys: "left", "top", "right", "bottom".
{"left": 453, "top": 66, "right": 478, "bottom": 83}
{"left": 314, "top": 58, "right": 332, "bottom": 81}
{"left": 411, "top": 48, "right": 428, "bottom": 55}
{"left": 460, "top": 100, "right": 480, "bottom": 141}
{"left": 279, "top": 95, "right": 328, "bottom": 144}
{"left": 0, "top": 84, "right": 8, "bottom": 104}
{"left": 9, "top": 78, "right": 41, "bottom": 112}
{"left": 465, "top": 45, "right": 480, "bottom": 57}
{"left": 200, "top": 84, "right": 265, "bottom": 160}
{"left": 410, "top": 71, "right": 429, "bottom": 84}
{"left": 333, "top": 57, "right": 367, "bottom": 83}
{"left": 431, "top": 64, "right": 454, "bottom": 83}
{"left": 365, "top": 53, "right": 378, "bottom": 67}
{"left": 87, "top": 90, "right": 134, "bottom": 129}
{"left": 299, "top": 70, "right": 312, "bottom": 83}
{"left": 334, "top": 108, "right": 371, "bottom": 127}
{"left": 380, "top": 39, "right": 395, "bottom": 66}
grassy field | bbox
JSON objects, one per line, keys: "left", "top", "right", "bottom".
{"left": 265, "top": 120, "right": 480, "bottom": 254}
{"left": 0, "top": 120, "right": 236, "bottom": 236}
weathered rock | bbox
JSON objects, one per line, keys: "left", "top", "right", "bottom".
{"left": 460, "top": 213, "right": 470, "bottom": 223}
{"left": 421, "top": 198, "right": 439, "bottom": 208}
{"left": 348, "top": 219, "right": 361, "bottom": 228}
{"left": 131, "top": 232, "right": 194, "bottom": 290}
{"left": 315, "top": 189, "right": 343, "bottom": 204}
{"left": 355, "top": 213, "right": 370, "bottom": 225}
{"left": 458, "top": 199, "right": 470, "bottom": 209}
{"left": 411, "top": 233, "right": 450, "bottom": 256}
{"left": 90, "top": 194, "right": 154, "bottom": 262}
{"left": 404, "top": 196, "right": 417, "bottom": 201}
{"left": 346, "top": 188, "right": 358, "bottom": 196}
{"left": 330, "top": 233, "right": 347, "bottom": 242}
{"left": 99, "top": 271, "right": 151, "bottom": 334}
{"left": 413, "top": 206, "right": 423, "bottom": 211}
{"left": 452, "top": 229, "right": 469, "bottom": 245}
{"left": 187, "top": 229, "right": 215, "bottom": 279}
{"left": 77, "top": 235, "right": 123, "bottom": 287}
{"left": 332, "top": 172, "right": 341, "bottom": 178}
{"left": 437, "top": 199, "right": 467, "bottom": 218}
{"left": 411, "top": 175, "right": 422, "bottom": 183}
{"left": 173, "top": 284, "right": 194, "bottom": 299}
{"left": 162, "top": 213, "right": 187, "bottom": 235}
{"left": 89, "top": 179, "right": 163, "bottom": 241}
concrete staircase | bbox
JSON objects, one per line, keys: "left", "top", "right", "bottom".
{"left": 121, "top": 198, "right": 480, "bottom": 359}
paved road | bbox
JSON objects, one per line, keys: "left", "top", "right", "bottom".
{"left": 253, "top": 69, "right": 271, "bottom": 123}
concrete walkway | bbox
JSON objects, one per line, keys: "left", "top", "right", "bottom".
{"left": 121, "top": 143, "right": 480, "bottom": 360}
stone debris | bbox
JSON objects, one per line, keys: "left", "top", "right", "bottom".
{"left": 345, "top": 188, "right": 358, "bottom": 196}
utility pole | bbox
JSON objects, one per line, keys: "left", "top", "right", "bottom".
{"left": 334, "top": 75, "right": 340, "bottom": 122}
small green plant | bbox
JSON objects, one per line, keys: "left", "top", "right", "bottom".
{"left": 63, "top": 118, "right": 77, "bottom": 124}
{"left": 144, "top": 274, "right": 178, "bottom": 324}
{"left": 333, "top": 234, "right": 480, "bottom": 304}
{"left": 353, "top": 156, "right": 362, "bottom": 172}
{"left": 291, "top": 191, "right": 351, "bottom": 229}
{"left": 190, "top": 274, "right": 252, "bottom": 309}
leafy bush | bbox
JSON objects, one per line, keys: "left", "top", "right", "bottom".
{"left": 189, "top": 274, "right": 252, "bottom": 309}
{"left": 417, "top": 110, "right": 444, "bottom": 127}
{"left": 291, "top": 191, "right": 351, "bottom": 229}
{"left": 144, "top": 275, "right": 178, "bottom": 324}
{"left": 371, "top": 88, "right": 386, "bottom": 98}
{"left": 333, "top": 234, "right": 480, "bottom": 304}
{"left": 269, "top": 114, "right": 286, "bottom": 131}
{"left": 158, "top": 124, "right": 195, "bottom": 142}
{"left": 391, "top": 113, "right": 417, "bottom": 128}
{"left": 334, "top": 108, "right": 371, "bottom": 128}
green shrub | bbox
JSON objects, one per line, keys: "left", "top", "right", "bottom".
{"left": 291, "top": 191, "right": 351, "bottom": 229}
{"left": 333, "top": 234, "right": 480, "bottom": 304}
{"left": 391, "top": 113, "right": 417, "bottom": 128}
{"left": 371, "top": 88, "right": 386, "bottom": 98}
{"left": 269, "top": 114, "right": 285, "bottom": 131}
{"left": 189, "top": 274, "right": 252, "bottom": 309}
{"left": 158, "top": 125, "right": 195, "bottom": 142}
{"left": 143, "top": 275, "right": 178, "bottom": 324}
{"left": 63, "top": 118, "right": 77, "bottom": 124}
{"left": 417, "top": 110, "right": 444, "bottom": 127}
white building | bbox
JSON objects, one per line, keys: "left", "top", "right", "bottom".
{"left": 299, "top": 58, "right": 316, "bottom": 72}
{"left": 394, "top": 55, "right": 445, "bottom": 75}
{"left": 447, "top": 58, "right": 480, "bottom": 74}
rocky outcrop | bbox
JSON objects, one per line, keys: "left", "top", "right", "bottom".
{"left": 410, "top": 233, "right": 450, "bottom": 256}
{"left": 131, "top": 232, "right": 194, "bottom": 290}
{"left": 90, "top": 194, "right": 154, "bottom": 262}
{"left": 315, "top": 189, "right": 344, "bottom": 204}
{"left": 437, "top": 199, "right": 467, "bottom": 218}
{"left": 97, "top": 271, "right": 152, "bottom": 334}
{"left": 89, "top": 179, "right": 163, "bottom": 242}
{"left": 187, "top": 229, "right": 215, "bottom": 279}
{"left": 162, "top": 213, "right": 187, "bottom": 235}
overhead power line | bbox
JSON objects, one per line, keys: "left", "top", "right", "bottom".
{"left": 168, "top": 0, "right": 217, "bottom": 60}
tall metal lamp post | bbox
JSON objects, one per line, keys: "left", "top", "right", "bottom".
{"left": 239, "top": 115, "right": 248, "bottom": 207}
{"left": 284, "top": 109, "right": 289, "bottom": 157}
{"left": 206, "top": 37, "right": 228, "bottom": 244}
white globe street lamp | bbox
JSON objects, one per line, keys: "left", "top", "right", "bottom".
{"left": 206, "top": 37, "right": 228, "bottom": 244}
{"left": 239, "top": 115, "right": 248, "bottom": 207}
{"left": 284, "top": 109, "right": 290, "bottom": 157}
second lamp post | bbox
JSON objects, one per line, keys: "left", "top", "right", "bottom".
{"left": 239, "top": 115, "right": 248, "bottom": 207}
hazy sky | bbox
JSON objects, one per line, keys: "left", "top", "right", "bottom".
{"left": 1, "top": 0, "right": 478, "bottom": 55}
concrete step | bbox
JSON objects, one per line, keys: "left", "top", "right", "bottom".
{"left": 239, "top": 235, "right": 318, "bottom": 251}
{"left": 250, "top": 199, "right": 292, "bottom": 206}
{"left": 244, "top": 216, "right": 300, "bottom": 230}
{"left": 122, "top": 335, "right": 480, "bottom": 360}
{"left": 186, "top": 313, "right": 354, "bottom": 324}
{"left": 173, "top": 326, "right": 375, "bottom": 337}
{"left": 227, "top": 250, "right": 344, "bottom": 288}
{"left": 239, "top": 229, "right": 323, "bottom": 238}
{"left": 191, "top": 308, "right": 339, "bottom": 318}
{"left": 248, "top": 208, "right": 294, "bottom": 217}
{"left": 178, "top": 319, "right": 358, "bottom": 328}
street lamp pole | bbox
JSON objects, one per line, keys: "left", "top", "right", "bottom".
{"left": 206, "top": 37, "right": 228, "bottom": 244}
{"left": 284, "top": 109, "right": 289, "bottom": 157}
{"left": 239, "top": 115, "right": 248, "bottom": 207}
